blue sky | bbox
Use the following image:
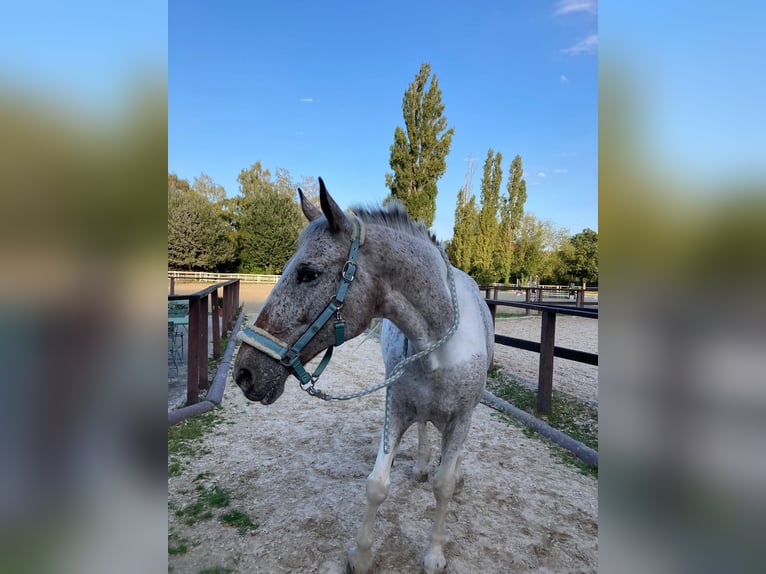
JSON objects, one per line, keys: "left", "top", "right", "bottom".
{"left": 169, "top": 0, "right": 598, "bottom": 241}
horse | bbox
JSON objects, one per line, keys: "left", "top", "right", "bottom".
{"left": 233, "top": 178, "right": 494, "bottom": 573}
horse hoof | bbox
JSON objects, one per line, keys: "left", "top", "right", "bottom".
{"left": 346, "top": 546, "right": 373, "bottom": 574}
{"left": 422, "top": 549, "right": 448, "bottom": 573}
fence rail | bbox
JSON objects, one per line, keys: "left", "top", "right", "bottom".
{"left": 484, "top": 298, "right": 598, "bottom": 414}
{"left": 168, "top": 270, "right": 280, "bottom": 284}
{"left": 168, "top": 279, "right": 240, "bottom": 411}
{"left": 481, "top": 284, "right": 598, "bottom": 309}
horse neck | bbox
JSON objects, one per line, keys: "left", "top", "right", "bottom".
{"left": 365, "top": 225, "right": 453, "bottom": 351}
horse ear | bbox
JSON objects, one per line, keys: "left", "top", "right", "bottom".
{"left": 298, "top": 188, "right": 322, "bottom": 222}
{"left": 318, "top": 177, "right": 350, "bottom": 233}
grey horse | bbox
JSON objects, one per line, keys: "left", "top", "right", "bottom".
{"left": 233, "top": 179, "right": 494, "bottom": 573}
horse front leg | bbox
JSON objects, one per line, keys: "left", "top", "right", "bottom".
{"left": 412, "top": 421, "right": 430, "bottom": 482}
{"left": 346, "top": 421, "right": 405, "bottom": 574}
{"left": 422, "top": 421, "right": 470, "bottom": 574}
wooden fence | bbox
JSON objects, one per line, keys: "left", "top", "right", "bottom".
{"left": 168, "top": 270, "right": 280, "bottom": 284}
{"left": 168, "top": 279, "right": 240, "bottom": 407}
{"left": 481, "top": 284, "right": 598, "bottom": 310}
{"left": 483, "top": 297, "right": 598, "bottom": 414}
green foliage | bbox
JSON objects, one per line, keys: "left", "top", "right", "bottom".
{"left": 168, "top": 173, "right": 236, "bottom": 271}
{"left": 498, "top": 155, "right": 528, "bottom": 283}
{"left": 448, "top": 189, "right": 478, "bottom": 271}
{"left": 385, "top": 62, "right": 454, "bottom": 227}
{"left": 448, "top": 152, "right": 549, "bottom": 287}
{"left": 234, "top": 162, "right": 304, "bottom": 274}
{"left": 561, "top": 228, "right": 598, "bottom": 287}
{"left": 512, "top": 214, "right": 554, "bottom": 284}
{"left": 472, "top": 149, "right": 504, "bottom": 283}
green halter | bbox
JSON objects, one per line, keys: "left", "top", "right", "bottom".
{"left": 237, "top": 215, "right": 364, "bottom": 390}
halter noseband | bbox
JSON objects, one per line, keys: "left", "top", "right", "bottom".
{"left": 237, "top": 215, "right": 365, "bottom": 390}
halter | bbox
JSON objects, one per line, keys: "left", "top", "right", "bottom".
{"left": 237, "top": 215, "right": 365, "bottom": 391}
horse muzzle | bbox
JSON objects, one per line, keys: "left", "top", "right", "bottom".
{"left": 233, "top": 344, "right": 290, "bottom": 405}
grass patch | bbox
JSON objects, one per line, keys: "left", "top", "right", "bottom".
{"left": 175, "top": 499, "right": 213, "bottom": 526}
{"left": 168, "top": 409, "right": 223, "bottom": 459}
{"left": 220, "top": 510, "right": 258, "bottom": 535}
{"left": 201, "top": 484, "right": 231, "bottom": 508}
{"left": 486, "top": 366, "right": 598, "bottom": 477}
{"left": 168, "top": 532, "right": 190, "bottom": 556}
{"left": 168, "top": 460, "right": 182, "bottom": 477}
{"left": 197, "top": 567, "right": 234, "bottom": 574}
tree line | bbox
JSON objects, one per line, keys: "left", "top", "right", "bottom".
{"left": 168, "top": 163, "right": 316, "bottom": 274}
{"left": 168, "top": 62, "right": 597, "bottom": 287}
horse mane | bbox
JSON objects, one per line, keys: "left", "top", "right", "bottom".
{"left": 350, "top": 201, "right": 441, "bottom": 246}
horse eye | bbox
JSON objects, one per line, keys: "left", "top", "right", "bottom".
{"left": 297, "top": 267, "right": 321, "bottom": 284}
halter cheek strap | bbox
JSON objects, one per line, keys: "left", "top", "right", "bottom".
{"left": 237, "top": 215, "right": 365, "bottom": 388}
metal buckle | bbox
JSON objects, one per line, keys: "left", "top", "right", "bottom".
{"left": 341, "top": 260, "right": 356, "bottom": 282}
{"left": 280, "top": 349, "right": 298, "bottom": 368}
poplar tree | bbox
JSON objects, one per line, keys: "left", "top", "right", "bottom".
{"left": 499, "top": 154, "right": 527, "bottom": 282}
{"left": 473, "top": 149, "right": 503, "bottom": 284}
{"left": 385, "top": 62, "right": 454, "bottom": 227}
{"left": 449, "top": 186, "right": 478, "bottom": 271}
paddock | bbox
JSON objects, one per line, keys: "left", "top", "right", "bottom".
{"left": 168, "top": 313, "right": 598, "bottom": 573}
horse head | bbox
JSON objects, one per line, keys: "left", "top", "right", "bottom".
{"left": 233, "top": 179, "right": 377, "bottom": 404}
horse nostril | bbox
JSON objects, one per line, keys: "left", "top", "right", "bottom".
{"left": 235, "top": 367, "right": 252, "bottom": 387}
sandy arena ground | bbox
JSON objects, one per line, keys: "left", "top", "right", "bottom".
{"left": 168, "top": 286, "right": 598, "bottom": 573}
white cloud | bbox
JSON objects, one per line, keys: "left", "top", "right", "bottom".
{"left": 554, "top": 0, "right": 598, "bottom": 16}
{"left": 560, "top": 74, "right": 569, "bottom": 84}
{"left": 554, "top": 168, "right": 569, "bottom": 174}
{"left": 562, "top": 34, "right": 598, "bottom": 56}
{"left": 300, "top": 98, "right": 313, "bottom": 103}
{"left": 538, "top": 171, "right": 547, "bottom": 178}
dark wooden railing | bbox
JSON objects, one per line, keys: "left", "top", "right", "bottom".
{"left": 482, "top": 285, "right": 598, "bottom": 310}
{"left": 168, "top": 279, "right": 240, "bottom": 406}
{"left": 483, "top": 297, "right": 598, "bottom": 414}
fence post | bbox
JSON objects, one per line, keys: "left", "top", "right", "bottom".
{"left": 199, "top": 295, "right": 209, "bottom": 391}
{"left": 170, "top": 277, "right": 175, "bottom": 295}
{"left": 486, "top": 300, "right": 497, "bottom": 328}
{"left": 187, "top": 297, "right": 201, "bottom": 406}
{"left": 211, "top": 290, "right": 221, "bottom": 360}
{"left": 525, "top": 288, "right": 531, "bottom": 316}
{"left": 576, "top": 289, "right": 584, "bottom": 307}
{"left": 537, "top": 310, "right": 557, "bottom": 414}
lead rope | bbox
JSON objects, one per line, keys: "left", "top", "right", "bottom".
{"left": 304, "top": 248, "right": 460, "bottom": 453}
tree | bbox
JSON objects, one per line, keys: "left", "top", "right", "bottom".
{"left": 449, "top": 186, "right": 478, "bottom": 271}
{"left": 168, "top": 174, "right": 236, "bottom": 271}
{"left": 498, "top": 154, "right": 527, "bottom": 283}
{"left": 562, "top": 228, "right": 598, "bottom": 288}
{"left": 472, "top": 149, "right": 503, "bottom": 284}
{"left": 513, "top": 214, "right": 556, "bottom": 286}
{"left": 191, "top": 173, "right": 226, "bottom": 203}
{"left": 385, "top": 62, "right": 454, "bottom": 227}
{"left": 235, "top": 163, "right": 304, "bottom": 274}
{"left": 168, "top": 172, "right": 191, "bottom": 195}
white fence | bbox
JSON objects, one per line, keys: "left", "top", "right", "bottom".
{"left": 168, "top": 271, "right": 281, "bottom": 284}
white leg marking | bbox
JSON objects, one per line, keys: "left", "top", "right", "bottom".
{"left": 346, "top": 429, "right": 400, "bottom": 574}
